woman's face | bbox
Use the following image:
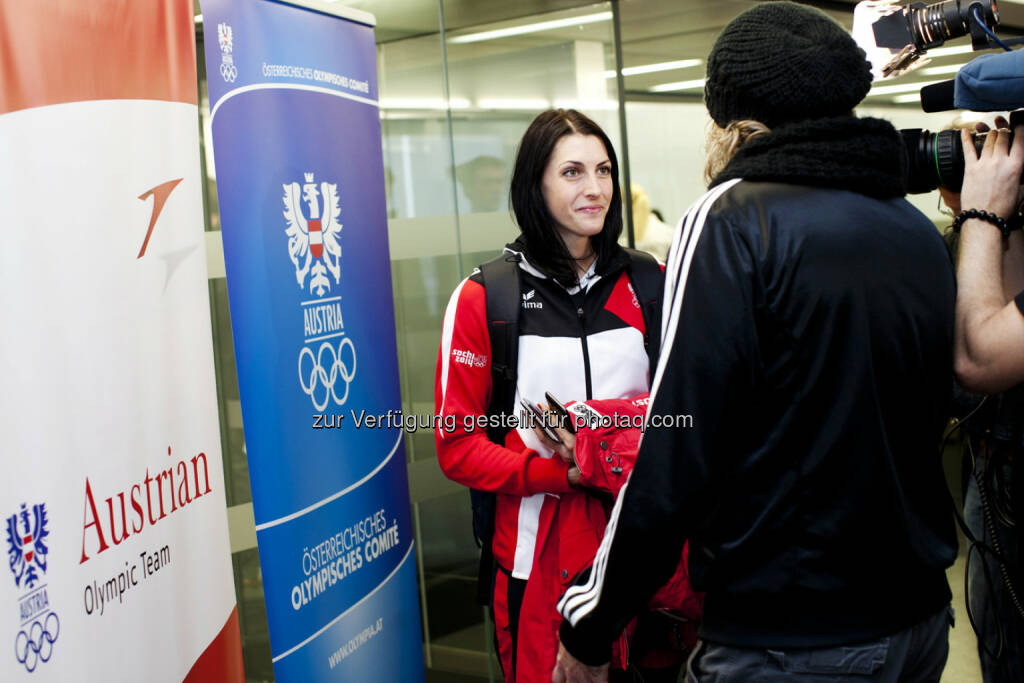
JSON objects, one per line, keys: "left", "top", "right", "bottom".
{"left": 541, "top": 133, "right": 613, "bottom": 250}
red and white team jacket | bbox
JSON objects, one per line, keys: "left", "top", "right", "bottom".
{"left": 434, "top": 242, "right": 656, "bottom": 679}
{"left": 436, "top": 244, "right": 651, "bottom": 577}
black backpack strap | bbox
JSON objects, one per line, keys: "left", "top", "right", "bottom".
{"left": 480, "top": 252, "right": 522, "bottom": 441}
{"left": 624, "top": 248, "right": 663, "bottom": 382}
{"left": 469, "top": 251, "right": 521, "bottom": 606}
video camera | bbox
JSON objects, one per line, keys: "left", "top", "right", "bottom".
{"left": 858, "top": 1, "right": 1024, "bottom": 193}
{"left": 870, "top": 0, "right": 1000, "bottom": 76}
{"left": 902, "top": 110, "right": 1024, "bottom": 193}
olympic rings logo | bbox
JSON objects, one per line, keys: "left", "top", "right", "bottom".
{"left": 299, "top": 337, "right": 357, "bottom": 411}
{"left": 220, "top": 62, "right": 238, "bottom": 83}
{"left": 14, "top": 612, "right": 59, "bottom": 672}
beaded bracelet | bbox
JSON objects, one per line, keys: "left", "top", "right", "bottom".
{"left": 952, "top": 208, "right": 1014, "bottom": 238}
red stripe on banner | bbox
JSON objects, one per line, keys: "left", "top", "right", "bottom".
{"left": 0, "top": 0, "right": 197, "bottom": 115}
{"left": 184, "top": 606, "right": 245, "bottom": 683}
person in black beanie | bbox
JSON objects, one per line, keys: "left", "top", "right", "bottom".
{"left": 552, "top": 2, "right": 958, "bottom": 682}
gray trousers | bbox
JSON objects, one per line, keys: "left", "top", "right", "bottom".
{"left": 686, "top": 605, "right": 952, "bottom": 682}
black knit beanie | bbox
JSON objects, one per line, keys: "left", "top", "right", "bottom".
{"left": 704, "top": 1, "right": 872, "bottom": 129}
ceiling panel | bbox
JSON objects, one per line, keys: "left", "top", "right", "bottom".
{"left": 196, "top": 0, "right": 1024, "bottom": 107}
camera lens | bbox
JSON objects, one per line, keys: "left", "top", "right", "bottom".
{"left": 903, "top": 128, "right": 968, "bottom": 194}
{"left": 902, "top": 126, "right": 1019, "bottom": 194}
{"left": 911, "top": 1, "right": 999, "bottom": 49}
{"left": 872, "top": 1, "right": 999, "bottom": 52}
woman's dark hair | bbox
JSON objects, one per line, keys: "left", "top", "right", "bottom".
{"left": 510, "top": 109, "right": 623, "bottom": 286}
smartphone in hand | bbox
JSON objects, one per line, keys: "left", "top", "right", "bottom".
{"left": 520, "top": 397, "right": 562, "bottom": 444}
{"left": 544, "top": 391, "right": 576, "bottom": 434}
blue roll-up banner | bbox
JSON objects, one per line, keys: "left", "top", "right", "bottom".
{"left": 199, "top": 1, "right": 425, "bottom": 679}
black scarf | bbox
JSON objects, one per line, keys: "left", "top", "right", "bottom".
{"left": 709, "top": 116, "right": 907, "bottom": 199}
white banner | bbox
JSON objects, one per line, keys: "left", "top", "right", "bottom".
{"left": 0, "top": 1, "right": 242, "bottom": 680}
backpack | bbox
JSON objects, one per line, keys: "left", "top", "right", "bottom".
{"left": 470, "top": 248, "right": 663, "bottom": 604}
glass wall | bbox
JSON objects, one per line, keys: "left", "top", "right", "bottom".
{"left": 379, "top": 4, "right": 618, "bottom": 678}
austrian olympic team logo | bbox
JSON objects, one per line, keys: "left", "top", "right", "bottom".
{"left": 284, "top": 173, "right": 357, "bottom": 410}
{"left": 6, "top": 503, "right": 59, "bottom": 672}
{"left": 217, "top": 22, "right": 237, "bottom": 83}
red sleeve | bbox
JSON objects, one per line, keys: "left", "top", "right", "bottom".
{"left": 574, "top": 429, "right": 637, "bottom": 496}
{"left": 435, "top": 277, "right": 572, "bottom": 495}
{"left": 571, "top": 395, "right": 649, "bottom": 495}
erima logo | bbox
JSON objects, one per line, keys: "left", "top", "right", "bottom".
{"left": 522, "top": 290, "right": 542, "bottom": 309}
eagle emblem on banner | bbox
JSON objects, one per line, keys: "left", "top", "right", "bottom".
{"left": 283, "top": 173, "right": 343, "bottom": 297}
{"left": 6, "top": 504, "right": 49, "bottom": 589}
{"left": 218, "top": 22, "right": 233, "bottom": 54}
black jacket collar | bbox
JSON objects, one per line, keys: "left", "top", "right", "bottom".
{"left": 507, "top": 236, "right": 631, "bottom": 282}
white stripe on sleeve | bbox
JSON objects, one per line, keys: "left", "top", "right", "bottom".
{"left": 651, "top": 180, "right": 740, "bottom": 408}
{"left": 558, "top": 475, "right": 631, "bottom": 624}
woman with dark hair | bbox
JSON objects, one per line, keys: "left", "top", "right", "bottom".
{"left": 508, "top": 109, "right": 624, "bottom": 285}
{"left": 434, "top": 109, "right": 690, "bottom": 681}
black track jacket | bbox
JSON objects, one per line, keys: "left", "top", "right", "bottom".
{"left": 558, "top": 178, "right": 958, "bottom": 662}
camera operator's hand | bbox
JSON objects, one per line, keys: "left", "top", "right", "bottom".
{"left": 955, "top": 121, "right": 1024, "bottom": 394}
{"left": 960, "top": 122, "right": 1024, "bottom": 220}
{"left": 939, "top": 120, "right": 1003, "bottom": 214}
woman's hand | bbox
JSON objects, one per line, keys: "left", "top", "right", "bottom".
{"left": 532, "top": 404, "right": 581, "bottom": 486}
